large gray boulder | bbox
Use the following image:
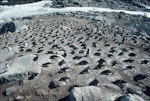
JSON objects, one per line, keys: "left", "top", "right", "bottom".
{"left": 70, "top": 86, "right": 102, "bottom": 101}
{"left": 5, "top": 86, "right": 18, "bottom": 96}
{"left": 0, "top": 46, "right": 19, "bottom": 62}
{"left": 0, "top": 54, "right": 41, "bottom": 84}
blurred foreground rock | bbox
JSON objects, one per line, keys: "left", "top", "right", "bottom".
{"left": 70, "top": 86, "right": 102, "bottom": 101}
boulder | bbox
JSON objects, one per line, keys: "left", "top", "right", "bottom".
{"left": 0, "top": 46, "right": 19, "bottom": 62}
{"left": 0, "top": 54, "right": 41, "bottom": 84}
{"left": 36, "top": 89, "right": 48, "bottom": 96}
{"left": 70, "top": 86, "right": 102, "bottom": 101}
{"left": 120, "top": 94, "right": 145, "bottom": 101}
{"left": 5, "top": 87, "right": 18, "bottom": 96}
{"left": 15, "top": 95, "right": 24, "bottom": 100}
{"left": 0, "top": 22, "right": 16, "bottom": 35}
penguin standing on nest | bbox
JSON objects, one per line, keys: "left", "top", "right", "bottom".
{"left": 24, "top": 41, "right": 28, "bottom": 47}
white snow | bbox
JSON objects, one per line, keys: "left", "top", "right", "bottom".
{"left": 2, "top": 0, "right": 8, "bottom": 3}
{"left": 0, "top": 0, "right": 150, "bottom": 23}
{"left": 142, "top": 5, "right": 150, "bottom": 9}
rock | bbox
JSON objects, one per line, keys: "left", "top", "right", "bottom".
{"left": 0, "top": 54, "right": 41, "bottom": 84}
{"left": 0, "top": 22, "right": 16, "bottom": 35}
{"left": 36, "top": 89, "right": 48, "bottom": 96}
{"left": 49, "top": 78, "right": 66, "bottom": 89}
{"left": 0, "top": 0, "right": 41, "bottom": 5}
{"left": 15, "top": 95, "right": 24, "bottom": 100}
{"left": 70, "top": 86, "right": 102, "bottom": 101}
{"left": 119, "top": 94, "right": 145, "bottom": 101}
{"left": 51, "top": 0, "right": 150, "bottom": 11}
{"left": 0, "top": 7, "right": 150, "bottom": 100}
{"left": 52, "top": 0, "right": 65, "bottom": 8}
{"left": 5, "top": 87, "right": 18, "bottom": 96}
{"left": 0, "top": 46, "right": 19, "bottom": 62}
{"left": 69, "top": 84, "right": 81, "bottom": 91}
{"left": 0, "top": 73, "right": 23, "bottom": 84}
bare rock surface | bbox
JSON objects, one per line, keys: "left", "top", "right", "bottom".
{"left": 0, "top": 54, "right": 41, "bottom": 83}
{"left": 70, "top": 86, "right": 102, "bottom": 101}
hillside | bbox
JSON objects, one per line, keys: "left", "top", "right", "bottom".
{"left": 0, "top": 0, "right": 150, "bottom": 101}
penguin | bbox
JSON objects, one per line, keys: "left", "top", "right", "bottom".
{"left": 5, "top": 63, "right": 9, "bottom": 72}
{"left": 24, "top": 41, "right": 28, "bottom": 47}
{"left": 8, "top": 46, "right": 11, "bottom": 52}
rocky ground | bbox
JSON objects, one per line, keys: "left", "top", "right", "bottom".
{"left": 0, "top": 1, "right": 150, "bottom": 101}
{"left": 51, "top": 0, "right": 150, "bottom": 11}
{"left": 0, "top": 13, "right": 149, "bottom": 101}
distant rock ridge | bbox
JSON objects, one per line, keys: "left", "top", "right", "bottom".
{"left": 0, "top": 0, "right": 41, "bottom": 5}
{"left": 51, "top": 0, "right": 150, "bottom": 11}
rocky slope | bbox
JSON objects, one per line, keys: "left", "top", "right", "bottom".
{"left": 51, "top": 0, "right": 150, "bottom": 11}
{"left": 0, "top": 1, "right": 150, "bottom": 101}
{"left": 0, "top": 0, "right": 41, "bottom": 5}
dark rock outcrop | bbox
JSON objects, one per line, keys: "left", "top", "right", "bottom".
{"left": 0, "top": 22, "right": 16, "bottom": 35}
{"left": 51, "top": 0, "right": 150, "bottom": 11}
{"left": 0, "top": 0, "right": 41, "bottom": 5}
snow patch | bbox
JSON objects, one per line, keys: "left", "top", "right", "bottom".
{"left": 0, "top": 0, "right": 150, "bottom": 23}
